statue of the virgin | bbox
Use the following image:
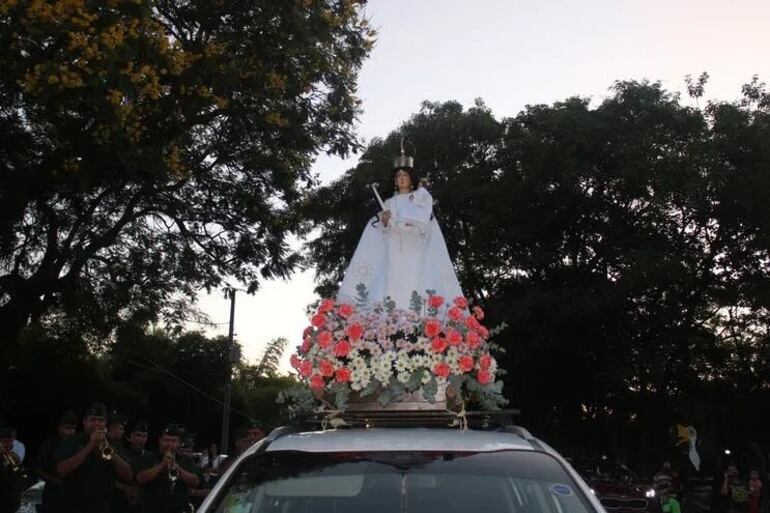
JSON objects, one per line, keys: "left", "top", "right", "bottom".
{"left": 337, "top": 142, "right": 464, "bottom": 309}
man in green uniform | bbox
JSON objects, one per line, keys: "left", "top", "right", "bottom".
{"left": 0, "top": 426, "right": 25, "bottom": 513}
{"left": 36, "top": 410, "right": 78, "bottom": 513}
{"left": 134, "top": 424, "right": 200, "bottom": 513}
{"left": 54, "top": 402, "right": 132, "bottom": 513}
{"left": 125, "top": 421, "right": 149, "bottom": 463}
{"left": 106, "top": 413, "right": 135, "bottom": 513}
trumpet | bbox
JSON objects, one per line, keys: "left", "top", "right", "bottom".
{"left": 1, "top": 445, "right": 28, "bottom": 480}
{"left": 98, "top": 431, "right": 115, "bottom": 461}
{"left": 167, "top": 451, "right": 179, "bottom": 491}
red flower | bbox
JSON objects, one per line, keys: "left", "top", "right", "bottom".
{"left": 459, "top": 355, "right": 474, "bottom": 373}
{"left": 301, "top": 338, "right": 312, "bottom": 354}
{"left": 424, "top": 319, "right": 442, "bottom": 338}
{"left": 335, "top": 367, "right": 352, "bottom": 383}
{"left": 345, "top": 322, "right": 364, "bottom": 342}
{"left": 477, "top": 369, "right": 492, "bottom": 385}
{"left": 309, "top": 373, "right": 325, "bottom": 390}
{"left": 311, "top": 313, "right": 327, "bottom": 328}
{"left": 338, "top": 303, "right": 355, "bottom": 318}
{"left": 473, "top": 305, "right": 485, "bottom": 320}
{"left": 433, "top": 362, "right": 451, "bottom": 378}
{"left": 447, "top": 306, "right": 463, "bottom": 321}
{"left": 466, "top": 331, "right": 481, "bottom": 349}
{"left": 446, "top": 329, "right": 462, "bottom": 346}
{"left": 430, "top": 337, "right": 448, "bottom": 353}
{"left": 478, "top": 325, "right": 489, "bottom": 339}
{"left": 479, "top": 354, "right": 492, "bottom": 370}
{"left": 302, "top": 326, "right": 314, "bottom": 339}
{"left": 428, "top": 295, "right": 445, "bottom": 308}
{"left": 299, "top": 360, "right": 313, "bottom": 378}
{"left": 453, "top": 296, "right": 469, "bottom": 309}
{"left": 334, "top": 340, "right": 351, "bottom": 358}
{"left": 289, "top": 354, "right": 301, "bottom": 369}
{"left": 317, "top": 330, "right": 333, "bottom": 348}
{"left": 318, "top": 298, "right": 335, "bottom": 313}
{"left": 464, "top": 315, "right": 480, "bottom": 331}
{"left": 319, "top": 359, "right": 334, "bottom": 377}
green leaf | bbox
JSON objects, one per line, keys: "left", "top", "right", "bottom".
{"left": 406, "top": 370, "right": 424, "bottom": 391}
{"left": 360, "top": 380, "right": 379, "bottom": 398}
{"left": 422, "top": 376, "right": 438, "bottom": 403}
{"left": 377, "top": 389, "right": 394, "bottom": 407}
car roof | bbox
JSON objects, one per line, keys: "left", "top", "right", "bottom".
{"left": 257, "top": 427, "right": 539, "bottom": 454}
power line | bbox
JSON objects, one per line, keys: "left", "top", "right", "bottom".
{"left": 127, "top": 354, "right": 256, "bottom": 425}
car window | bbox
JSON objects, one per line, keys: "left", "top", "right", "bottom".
{"left": 209, "top": 450, "right": 595, "bottom": 513}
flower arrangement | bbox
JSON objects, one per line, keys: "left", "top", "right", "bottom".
{"left": 286, "top": 289, "right": 507, "bottom": 413}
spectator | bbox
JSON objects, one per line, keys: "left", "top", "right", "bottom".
{"left": 722, "top": 464, "right": 749, "bottom": 513}
{"left": 37, "top": 409, "right": 78, "bottom": 513}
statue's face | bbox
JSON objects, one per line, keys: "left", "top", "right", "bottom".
{"left": 395, "top": 169, "right": 412, "bottom": 191}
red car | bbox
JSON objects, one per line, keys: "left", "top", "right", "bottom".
{"left": 577, "top": 457, "right": 658, "bottom": 513}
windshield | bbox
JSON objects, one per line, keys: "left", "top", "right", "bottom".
{"left": 210, "top": 450, "right": 596, "bottom": 513}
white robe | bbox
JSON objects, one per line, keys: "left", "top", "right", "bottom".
{"left": 337, "top": 187, "right": 464, "bottom": 309}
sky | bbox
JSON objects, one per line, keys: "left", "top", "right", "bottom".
{"left": 195, "top": 0, "right": 770, "bottom": 369}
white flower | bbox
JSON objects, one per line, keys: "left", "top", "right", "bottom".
{"left": 397, "top": 371, "right": 411, "bottom": 384}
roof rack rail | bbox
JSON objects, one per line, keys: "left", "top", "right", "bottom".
{"left": 255, "top": 425, "right": 296, "bottom": 453}
{"left": 293, "top": 408, "right": 523, "bottom": 430}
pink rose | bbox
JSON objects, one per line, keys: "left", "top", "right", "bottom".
{"left": 466, "top": 331, "right": 481, "bottom": 349}
{"left": 318, "top": 298, "right": 335, "bottom": 313}
{"left": 473, "top": 305, "right": 485, "bottom": 320}
{"left": 448, "top": 306, "right": 463, "bottom": 321}
{"left": 459, "top": 355, "right": 474, "bottom": 373}
{"left": 335, "top": 367, "right": 352, "bottom": 383}
{"left": 433, "top": 362, "right": 451, "bottom": 378}
{"left": 301, "top": 338, "right": 312, "bottom": 354}
{"left": 464, "top": 315, "right": 480, "bottom": 331}
{"left": 424, "top": 319, "right": 441, "bottom": 338}
{"left": 289, "top": 354, "right": 301, "bottom": 369}
{"left": 477, "top": 369, "right": 492, "bottom": 385}
{"left": 338, "top": 303, "right": 355, "bottom": 318}
{"left": 309, "top": 373, "right": 325, "bottom": 390}
{"left": 478, "top": 325, "right": 489, "bottom": 339}
{"left": 446, "top": 329, "right": 462, "bottom": 346}
{"left": 317, "top": 330, "right": 333, "bottom": 348}
{"left": 319, "top": 359, "right": 334, "bottom": 377}
{"left": 311, "top": 313, "right": 326, "bottom": 328}
{"left": 299, "top": 360, "right": 313, "bottom": 378}
{"left": 480, "top": 354, "right": 492, "bottom": 370}
{"left": 428, "top": 295, "right": 445, "bottom": 308}
{"left": 345, "top": 322, "right": 364, "bottom": 342}
{"left": 302, "top": 326, "right": 314, "bottom": 338}
{"left": 334, "top": 340, "right": 351, "bottom": 358}
{"left": 453, "top": 296, "right": 468, "bottom": 309}
{"left": 430, "top": 337, "right": 448, "bottom": 353}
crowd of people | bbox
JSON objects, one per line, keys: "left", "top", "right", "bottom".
{"left": 0, "top": 403, "right": 266, "bottom": 513}
{"left": 650, "top": 460, "right": 768, "bottom": 513}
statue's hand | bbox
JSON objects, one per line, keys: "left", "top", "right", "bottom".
{"left": 381, "top": 210, "right": 391, "bottom": 227}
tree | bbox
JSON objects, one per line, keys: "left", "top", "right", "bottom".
{"left": 302, "top": 80, "right": 770, "bottom": 464}
{"left": 0, "top": 0, "right": 375, "bottom": 361}
{"left": 252, "top": 337, "right": 289, "bottom": 378}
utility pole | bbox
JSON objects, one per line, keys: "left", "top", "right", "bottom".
{"left": 220, "top": 287, "right": 236, "bottom": 454}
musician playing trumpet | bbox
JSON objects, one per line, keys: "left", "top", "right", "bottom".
{"left": 53, "top": 402, "right": 132, "bottom": 513}
{"left": 1, "top": 426, "right": 26, "bottom": 513}
{"left": 135, "top": 424, "right": 200, "bottom": 513}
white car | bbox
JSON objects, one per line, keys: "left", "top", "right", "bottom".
{"left": 197, "top": 422, "right": 605, "bottom": 513}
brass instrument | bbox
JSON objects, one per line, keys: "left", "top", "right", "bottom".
{"left": 99, "top": 431, "right": 115, "bottom": 460}
{"left": 1, "top": 445, "right": 28, "bottom": 480}
{"left": 167, "top": 451, "right": 179, "bottom": 492}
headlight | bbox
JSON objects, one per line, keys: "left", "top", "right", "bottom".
{"left": 645, "top": 489, "right": 656, "bottom": 498}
